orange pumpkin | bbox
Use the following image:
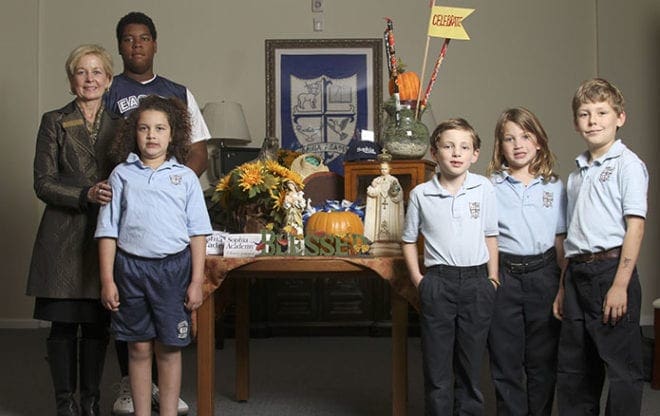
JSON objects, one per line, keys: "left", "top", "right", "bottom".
{"left": 388, "top": 71, "right": 421, "bottom": 101}
{"left": 305, "top": 211, "right": 364, "bottom": 236}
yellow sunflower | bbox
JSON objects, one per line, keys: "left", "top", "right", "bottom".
{"left": 215, "top": 174, "right": 231, "bottom": 192}
{"left": 238, "top": 162, "right": 264, "bottom": 191}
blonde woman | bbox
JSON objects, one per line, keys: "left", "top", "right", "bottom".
{"left": 26, "top": 44, "right": 120, "bottom": 416}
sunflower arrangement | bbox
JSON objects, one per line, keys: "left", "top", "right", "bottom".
{"left": 210, "top": 159, "right": 304, "bottom": 233}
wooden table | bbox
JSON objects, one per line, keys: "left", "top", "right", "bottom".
{"left": 197, "top": 256, "right": 420, "bottom": 416}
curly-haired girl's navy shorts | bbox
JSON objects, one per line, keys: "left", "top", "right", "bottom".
{"left": 111, "top": 247, "right": 192, "bottom": 347}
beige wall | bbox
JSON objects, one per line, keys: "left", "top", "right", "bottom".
{"left": 0, "top": 0, "right": 657, "bottom": 325}
{"left": 0, "top": 1, "right": 40, "bottom": 325}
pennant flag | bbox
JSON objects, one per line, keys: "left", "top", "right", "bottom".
{"left": 427, "top": 6, "right": 474, "bottom": 40}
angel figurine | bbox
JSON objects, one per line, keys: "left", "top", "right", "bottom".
{"left": 282, "top": 180, "right": 306, "bottom": 236}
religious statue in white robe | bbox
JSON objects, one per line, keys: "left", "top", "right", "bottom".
{"left": 364, "top": 161, "right": 404, "bottom": 242}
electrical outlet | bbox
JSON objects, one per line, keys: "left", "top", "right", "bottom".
{"left": 312, "top": 0, "right": 324, "bottom": 13}
{"left": 313, "top": 16, "right": 324, "bottom": 32}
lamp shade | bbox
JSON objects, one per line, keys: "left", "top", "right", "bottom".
{"left": 202, "top": 101, "right": 251, "bottom": 144}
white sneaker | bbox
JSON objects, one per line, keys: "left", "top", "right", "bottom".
{"left": 112, "top": 376, "right": 134, "bottom": 415}
{"left": 151, "top": 383, "right": 190, "bottom": 415}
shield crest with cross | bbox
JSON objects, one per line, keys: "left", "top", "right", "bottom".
{"left": 290, "top": 75, "right": 357, "bottom": 168}
{"left": 276, "top": 49, "right": 374, "bottom": 174}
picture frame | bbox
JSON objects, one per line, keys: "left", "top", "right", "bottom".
{"left": 265, "top": 38, "right": 383, "bottom": 174}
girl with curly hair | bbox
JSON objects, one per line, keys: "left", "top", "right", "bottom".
{"left": 95, "top": 95, "right": 212, "bottom": 416}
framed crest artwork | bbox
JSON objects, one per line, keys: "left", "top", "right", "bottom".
{"left": 265, "top": 38, "right": 383, "bottom": 174}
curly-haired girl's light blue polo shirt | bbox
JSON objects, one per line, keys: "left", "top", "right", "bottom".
{"left": 95, "top": 153, "right": 212, "bottom": 258}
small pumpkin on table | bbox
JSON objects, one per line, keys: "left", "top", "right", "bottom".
{"left": 303, "top": 200, "right": 371, "bottom": 256}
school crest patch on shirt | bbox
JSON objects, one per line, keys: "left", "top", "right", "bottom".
{"left": 599, "top": 166, "right": 615, "bottom": 182}
{"left": 177, "top": 321, "right": 189, "bottom": 339}
{"left": 170, "top": 174, "right": 182, "bottom": 185}
{"left": 543, "top": 191, "right": 554, "bottom": 208}
{"left": 469, "top": 202, "right": 480, "bottom": 219}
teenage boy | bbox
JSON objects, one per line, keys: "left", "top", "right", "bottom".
{"left": 402, "top": 118, "right": 499, "bottom": 415}
{"left": 553, "top": 78, "right": 648, "bottom": 415}
{"left": 105, "top": 12, "right": 209, "bottom": 415}
{"left": 105, "top": 11, "right": 210, "bottom": 176}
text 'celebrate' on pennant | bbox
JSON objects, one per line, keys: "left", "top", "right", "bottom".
{"left": 427, "top": 5, "right": 475, "bottom": 40}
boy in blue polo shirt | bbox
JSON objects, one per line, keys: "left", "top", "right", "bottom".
{"left": 402, "top": 118, "right": 499, "bottom": 415}
{"left": 554, "top": 78, "right": 648, "bottom": 415}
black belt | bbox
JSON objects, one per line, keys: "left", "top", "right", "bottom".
{"left": 427, "top": 263, "right": 487, "bottom": 276}
{"left": 500, "top": 248, "right": 556, "bottom": 274}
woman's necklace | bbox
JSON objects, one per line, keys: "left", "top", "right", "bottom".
{"left": 75, "top": 102, "right": 104, "bottom": 144}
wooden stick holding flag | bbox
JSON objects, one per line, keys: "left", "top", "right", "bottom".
{"left": 415, "top": 4, "right": 475, "bottom": 118}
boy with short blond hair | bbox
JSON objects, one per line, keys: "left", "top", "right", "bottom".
{"left": 402, "top": 118, "right": 499, "bottom": 415}
{"left": 554, "top": 78, "right": 648, "bottom": 415}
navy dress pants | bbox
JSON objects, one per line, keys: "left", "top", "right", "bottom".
{"left": 419, "top": 264, "right": 496, "bottom": 416}
{"left": 557, "top": 257, "right": 643, "bottom": 416}
{"left": 488, "top": 259, "right": 561, "bottom": 416}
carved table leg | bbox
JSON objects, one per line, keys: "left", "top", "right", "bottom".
{"left": 235, "top": 278, "right": 250, "bottom": 401}
{"left": 197, "top": 292, "right": 215, "bottom": 416}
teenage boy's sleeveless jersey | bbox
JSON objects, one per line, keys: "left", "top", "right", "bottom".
{"left": 104, "top": 74, "right": 187, "bottom": 117}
